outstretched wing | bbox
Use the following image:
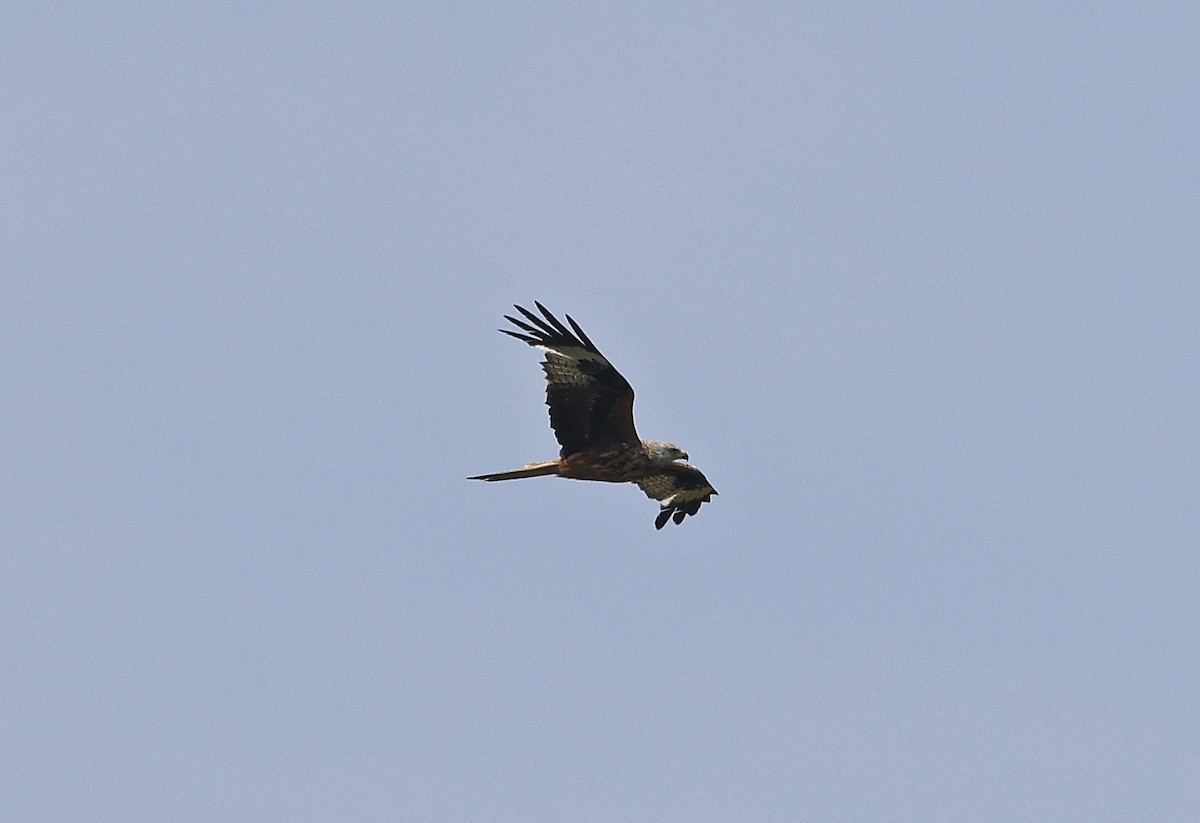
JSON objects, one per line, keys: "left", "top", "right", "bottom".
{"left": 637, "top": 464, "right": 718, "bottom": 529}
{"left": 500, "top": 302, "right": 639, "bottom": 456}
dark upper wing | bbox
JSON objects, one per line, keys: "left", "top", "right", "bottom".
{"left": 636, "top": 464, "right": 718, "bottom": 529}
{"left": 500, "top": 302, "right": 639, "bottom": 456}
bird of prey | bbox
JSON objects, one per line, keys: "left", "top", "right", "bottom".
{"left": 469, "top": 302, "right": 717, "bottom": 529}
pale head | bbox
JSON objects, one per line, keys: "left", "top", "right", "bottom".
{"left": 642, "top": 439, "right": 689, "bottom": 466}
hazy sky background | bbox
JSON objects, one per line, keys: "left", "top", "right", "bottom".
{"left": 4, "top": 3, "right": 1198, "bottom": 820}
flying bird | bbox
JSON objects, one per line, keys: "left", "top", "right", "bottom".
{"left": 469, "top": 302, "right": 717, "bottom": 529}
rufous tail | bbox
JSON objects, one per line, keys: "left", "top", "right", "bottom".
{"left": 468, "top": 460, "right": 561, "bottom": 481}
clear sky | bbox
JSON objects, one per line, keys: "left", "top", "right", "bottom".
{"left": 4, "top": 3, "right": 1198, "bottom": 820}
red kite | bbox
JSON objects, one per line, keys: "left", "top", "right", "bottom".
{"left": 469, "top": 302, "right": 717, "bottom": 529}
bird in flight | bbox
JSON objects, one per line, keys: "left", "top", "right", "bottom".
{"left": 469, "top": 302, "right": 717, "bottom": 529}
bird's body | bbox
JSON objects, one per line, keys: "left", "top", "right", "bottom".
{"left": 469, "top": 302, "right": 716, "bottom": 529}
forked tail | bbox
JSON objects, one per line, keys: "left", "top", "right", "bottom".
{"left": 468, "top": 460, "right": 561, "bottom": 482}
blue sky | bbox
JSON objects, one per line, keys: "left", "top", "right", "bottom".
{"left": 4, "top": 3, "right": 1199, "bottom": 820}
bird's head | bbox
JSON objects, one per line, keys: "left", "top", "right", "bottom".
{"left": 644, "top": 440, "right": 689, "bottom": 466}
